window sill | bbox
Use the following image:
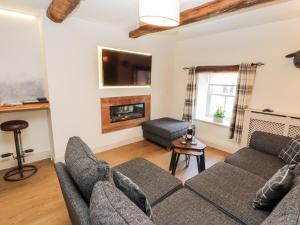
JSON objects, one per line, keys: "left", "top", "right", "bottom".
{"left": 195, "top": 116, "right": 230, "bottom": 128}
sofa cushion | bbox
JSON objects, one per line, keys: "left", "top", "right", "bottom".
{"left": 253, "top": 164, "right": 295, "bottom": 209}
{"left": 185, "top": 162, "right": 269, "bottom": 225}
{"left": 261, "top": 184, "right": 300, "bottom": 225}
{"left": 90, "top": 181, "right": 155, "bottom": 225}
{"left": 112, "top": 170, "right": 152, "bottom": 218}
{"left": 113, "top": 158, "right": 182, "bottom": 206}
{"left": 65, "top": 136, "right": 110, "bottom": 202}
{"left": 152, "top": 188, "right": 241, "bottom": 225}
{"left": 142, "top": 117, "right": 188, "bottom": 140}
{"left": 279, "top": 137, "right": 300, "bottom": 165}
{"left": 225, "top": 147, "right": 285, "bottom": 180}
{"left": 250, "top": 131, "right": 291, "bottom": 157}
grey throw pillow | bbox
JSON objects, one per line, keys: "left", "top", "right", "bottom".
{"left": 65, "top": 136, "right": 110, "bottom": 202}
{"left": 279, "top": 137, "right": 300, "bottom": 164}
{"left": 253, "top": 164, "right": 295, "bottom": 210}
{"left": 90, "top": 181, "right": 154, "bottom": 225}
{"left": 261, "top": 184, "right": 300, "bottom": 225}
{"left": 112, "top": 170, "right": 152, "bottom": 218}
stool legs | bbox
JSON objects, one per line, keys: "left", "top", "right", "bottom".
{"left": 3, "top": 129, "right": 38, "bottom": 182}
{"left": 18, "top": 131, "right": 25, "bottom": 163}
{"left": 14, "top": 130, "right": 24, "bottom": 178}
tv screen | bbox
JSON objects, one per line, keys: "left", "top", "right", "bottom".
{"left": 100, "top": 48, "right": 152, "bottom": 87}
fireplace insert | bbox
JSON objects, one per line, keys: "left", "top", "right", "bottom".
{"left": 110, "top": 103, "right": 145, "bottom": 123}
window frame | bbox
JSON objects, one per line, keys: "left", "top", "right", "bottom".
{"left": 195, "top": 65, "right": 239, "bottom": 124}
{"left": 205, "top": 83, "right": 237, "bottom": 119}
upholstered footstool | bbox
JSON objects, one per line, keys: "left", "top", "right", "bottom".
{"left": 142, "top": 117, "right": 189, "bottom": 148}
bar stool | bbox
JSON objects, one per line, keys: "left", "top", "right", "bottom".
{"left": 1, "top": 120, "right": 37, "bottom": 181}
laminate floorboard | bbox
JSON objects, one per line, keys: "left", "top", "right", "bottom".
{"left": 0, "top": 140, "right": 230, "bottom": 225}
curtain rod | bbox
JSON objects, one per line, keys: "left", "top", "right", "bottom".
{"left": 182, "top": 63, "right": 265, "bottom": 70}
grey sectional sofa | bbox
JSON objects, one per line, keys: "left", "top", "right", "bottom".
{"left": 55, "top": 131, "right": 300, "bottom": 225}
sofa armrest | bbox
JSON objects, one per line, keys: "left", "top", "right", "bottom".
{"left": 249, "top": 131, "right": 291, "bottom": 156}
{"left": 55, "top": 162, "right": 91, "bottom": 225}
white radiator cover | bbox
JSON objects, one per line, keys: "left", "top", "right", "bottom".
{"left": 241, "top": 109, "right": 300, "bottom": 147}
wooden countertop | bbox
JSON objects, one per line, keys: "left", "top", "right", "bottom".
{"left": 0, "top": 103, "right": 49, "bottom": 113}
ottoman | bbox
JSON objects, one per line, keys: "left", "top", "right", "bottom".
{"left": 142, "top": 117, "right": 189, "bottom": 147}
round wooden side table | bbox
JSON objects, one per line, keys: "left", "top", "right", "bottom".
{"left": 169, "top": 138, "right": 207, "bottom": 175}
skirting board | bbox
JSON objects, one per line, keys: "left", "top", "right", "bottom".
{"left": 94, "top": 136, "right": 144, "bottom": 155}
{"left": 54, "top": 136, "right": 144, "bottom": 163}
{"left": 0, "top": 150, "right": 51, "bottom": 171}
{"left": 196, "top": 136, "right": 240, "bottom": 154}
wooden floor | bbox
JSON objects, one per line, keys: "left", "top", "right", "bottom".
{"left": 0, "top": 140, "right": 230, "bottom": 225}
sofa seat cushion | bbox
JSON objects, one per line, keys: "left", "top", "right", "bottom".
{"left": 225, "top": 147, "right": 285, "bottom": 180}
{"left": 152, "top": 188, "right": 241, "bottom": 225}
{"left": 90, "top": 181, "right": 155, "bottom": 225}
{"left": 65, "top": 136, "right": 110, "bottom": 202}
{"left": 142, "top": 117, "right": 188, "bottom": 140}
{"left": 112, "top": 158, "right": 182, "bottom": 206}
{"left": 261, "top": 184, "right": 300, "bottom": 225}
{"left": 185, "top": 162, "right": 269, "bottom": 225}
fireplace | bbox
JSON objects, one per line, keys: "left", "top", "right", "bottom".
{"left": 101, "top": 95, "right": 150, "bottom": 133}
{"left": 110, "top": 103, "right": 145, "bottom": 123}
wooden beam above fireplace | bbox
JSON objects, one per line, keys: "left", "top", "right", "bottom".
{"left": 129, "top": 0, "right": 279, "bottom": 38}
{"left": 101, "top": 95, "right": 151, "bottom": 133}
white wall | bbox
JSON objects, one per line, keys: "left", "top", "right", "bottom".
{"left": 170, "top": 18, "right": 300, "bottom": 153}
{"left": 3, "top": 11, "right": 298, "bottom": 164}
{"left": 42, "top": 16, "right": 175, "bottom": 161}
{"left": 0, "top": 15, "right": 51, "bottom": 169}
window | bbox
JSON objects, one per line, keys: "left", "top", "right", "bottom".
{"left": 196, "top": 71, "right": 238, "bottom": 125}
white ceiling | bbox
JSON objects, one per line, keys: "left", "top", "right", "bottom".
{"left": 0, "top": 0, "right": 299, "bottom": 40}
{"left": 0, "top": 0, "right": 213, "bottom": 22}
{"left": 162, "top": 0, "right": 300, "bottom": 40}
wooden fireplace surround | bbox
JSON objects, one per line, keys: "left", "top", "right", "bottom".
{"left": 101, "top": 95, "right": 151, "bottom": 133}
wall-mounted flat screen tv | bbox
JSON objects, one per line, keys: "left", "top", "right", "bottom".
{"left": 99, "top": 47, "right": 152, "bottom": 87}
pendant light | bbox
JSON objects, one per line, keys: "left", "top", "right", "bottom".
{"left": 139, "top": 0, "right": 180, "bottom": 27}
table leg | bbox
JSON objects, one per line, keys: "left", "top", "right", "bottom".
{"left": 185, "top": 155, "right": 190, "bottom": 168}
{"left": 200, "top": 150, "right": 206, "bottom": 171}
{"left": 172, "top": 153, "right": 180, "bottom": 175}
{"left": 169, "top": 147, "right": 175, "bottom": 171}
{"left": 196, "top": 156, "right": 202, "bottom": 173}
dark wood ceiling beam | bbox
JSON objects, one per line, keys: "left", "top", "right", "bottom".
{"left": 129, "top": 0, "right": 279, "bottom": 38}
{"left": 47, "top": 0, "right": 80, "bottom": 23}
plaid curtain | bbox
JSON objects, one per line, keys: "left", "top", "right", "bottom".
{"left": 229, "top": 63, "right": 257, "bottom": 143}
{"left": 182, "top": 67, "right": 198, "bottom": 122}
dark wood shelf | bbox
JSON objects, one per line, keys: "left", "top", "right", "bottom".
{"left": 0, "top": 103, "right": 49, "bottom": 113}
